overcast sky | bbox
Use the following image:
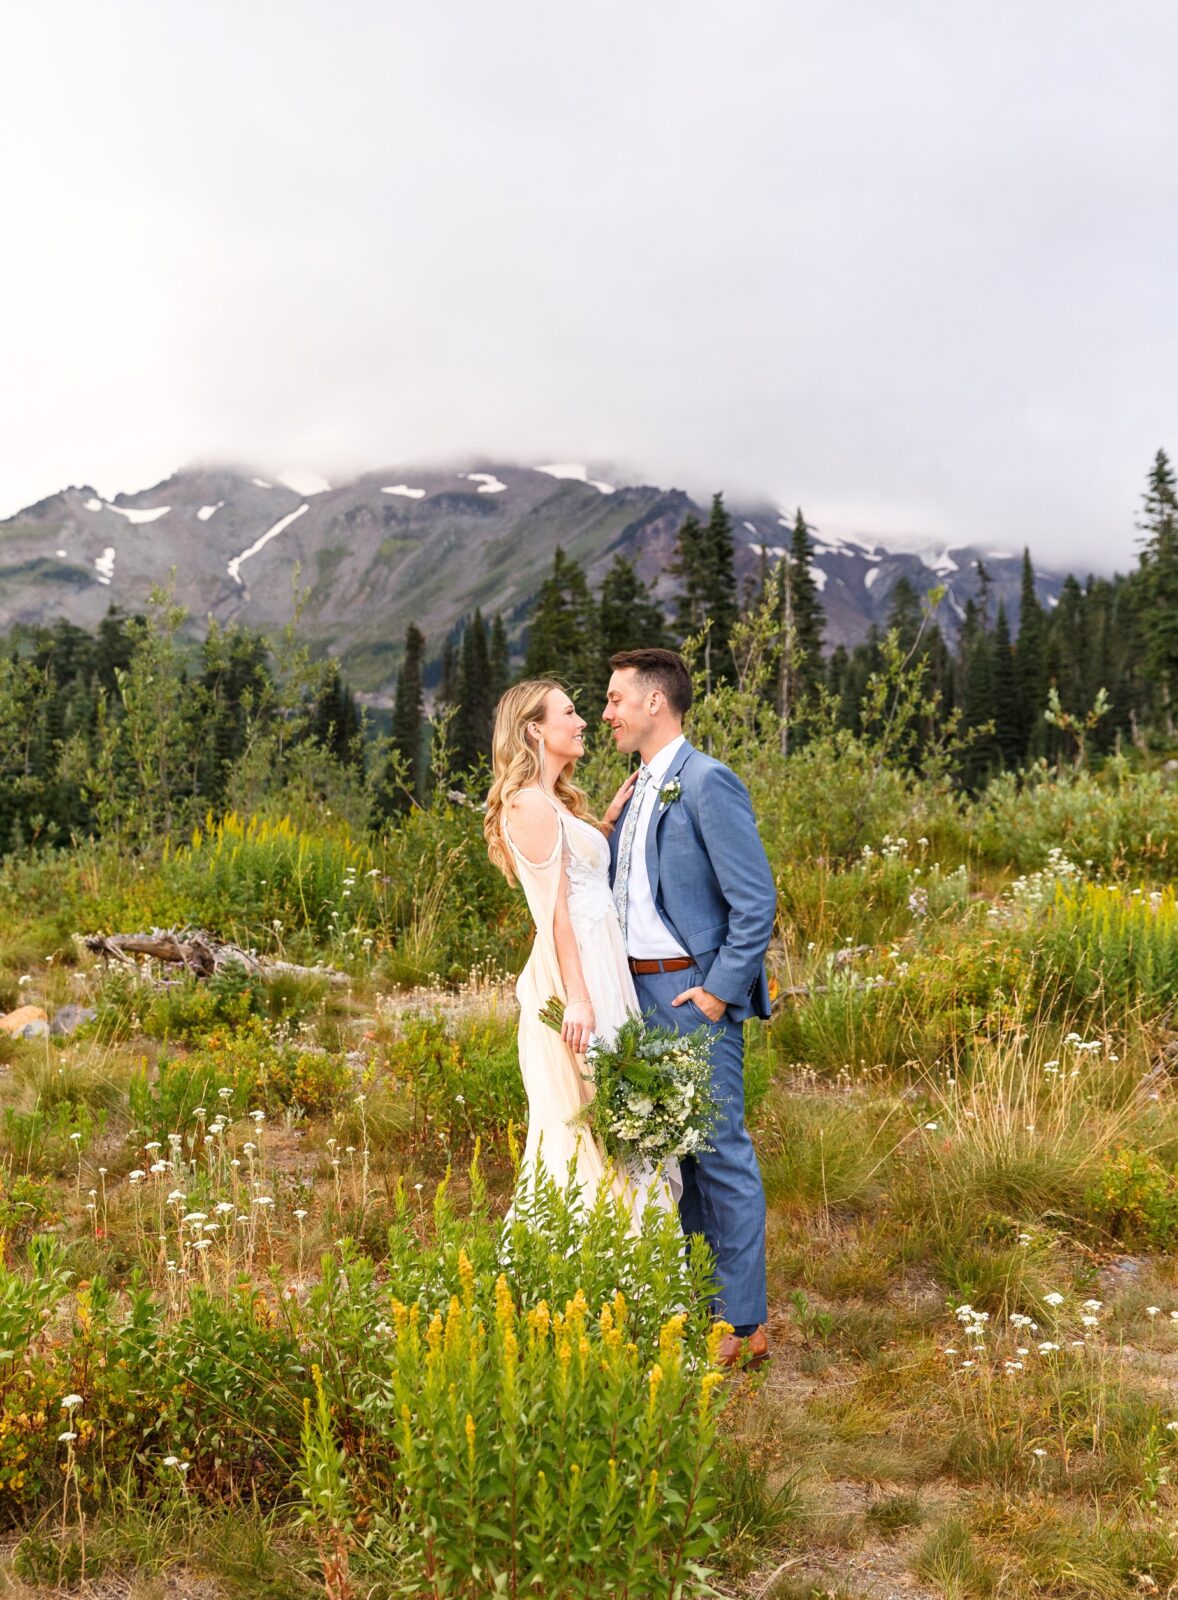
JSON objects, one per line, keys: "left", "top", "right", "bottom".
{"left": 3, "top": 1, "right": 1175, "bottom": 570}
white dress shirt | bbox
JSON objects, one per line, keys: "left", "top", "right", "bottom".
{"left": 624, "top": 734, "right": 689, "bottom": 959}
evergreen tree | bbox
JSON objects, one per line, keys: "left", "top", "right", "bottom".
{"left": 957, "top": 600, "right": 1000, "bottom": 788}
{"left": 668, "top": 513, "right": 708, "bottom": 641}
{"left": 992, "top": 603, "right": 1022, "bottom": 769}
{"left": 886, "top": 576, "right": 923, "bottom": 653}
{"left": 700, "top": 493, "right": 739, "bottom": 682}
{"left": 787, "top": 509, "right": 825, "bottom": 704}
{"left": 439, "top": 636, "right": 459, "bottom": 707}
{"left": 523, "top": 547, "right": 597, "bottom": 692}
{"left": 488, "top": 612, "right": 510, "bottom": 703}
{"left": 1047, "top": 575, "right": 1088, "bottom": 761}
{"left": 378, "top": 623, "right": 426, "bottom": 815}
{"left": 199, "top": 624, "right": 272, "bottom": 803}
{"left": 598, "top": 556, "right": 667, "bottom": 678}
{"left": 309, "top": 666, "right": 361, "bottom": 767}
{"left": 1014, "top": 549, "right": 1047, "bottom": 762}
{"left": 827, "top": 644, "right": 849, "bottom": 709}
{"left": 838, "top": 627, "right": 883, "bottom": 736}
{"left": 1135, "top": 448, "right": 1178, "bottom": 732}
{"left": 453, "top": 611, "right": 494, "bottom": 773}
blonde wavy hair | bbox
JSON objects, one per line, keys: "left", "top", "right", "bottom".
{"left": 484, "top": 679, "right": 604, "bottom": 884}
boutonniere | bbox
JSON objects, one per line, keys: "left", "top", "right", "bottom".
{"left": 657, "top": 778, "right": 682, "bottom": 810}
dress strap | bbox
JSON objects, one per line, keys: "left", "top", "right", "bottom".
{"left": 502, "top": 786, "right": 565, "bottom": 868}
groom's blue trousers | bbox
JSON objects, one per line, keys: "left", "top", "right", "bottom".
{"left": 633, "top": 964, "right": 768, "bottom": 1329}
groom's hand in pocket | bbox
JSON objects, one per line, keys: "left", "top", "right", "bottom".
{"left": 672, "top": 986, "right": 727, "bottom": 1023}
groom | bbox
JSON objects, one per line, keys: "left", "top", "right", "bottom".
{"left": 604, "top": 648, "right": 776, "bottom": 1368}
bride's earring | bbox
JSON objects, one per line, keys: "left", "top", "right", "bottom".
{"left": 536, "top": 732, "right": 547, "bottom": 784}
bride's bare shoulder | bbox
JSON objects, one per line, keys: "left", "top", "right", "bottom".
{"left": 505, "top": 787, "right": 560, "bottom": 862}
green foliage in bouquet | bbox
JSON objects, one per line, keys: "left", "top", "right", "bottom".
{"left": 541, "top": 1000, "right": 721, "bottom": 1166}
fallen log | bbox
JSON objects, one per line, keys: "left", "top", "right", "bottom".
{"left": 78, "top": 931, "right": 350, "bottom": 986}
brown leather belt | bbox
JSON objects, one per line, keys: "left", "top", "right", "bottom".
{"left": 628, "top": 956, "right": 695, "bottom": 975}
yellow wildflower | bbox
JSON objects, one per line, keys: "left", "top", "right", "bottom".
{"left": 458, "top": 1249, "right": 476, "bottom": 1310}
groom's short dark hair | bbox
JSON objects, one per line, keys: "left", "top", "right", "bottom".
{"left": 609, "top": 648, "right": 693, "bottom": 717}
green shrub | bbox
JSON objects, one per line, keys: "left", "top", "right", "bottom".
{"left": 1084, "top": 1147, "right": 1178, "bottom": 1249}
{"left": 127, "top": 1020, "right": 350, "bottom": 1140}
{"left": 383, "top": 1010, "right": 525, "bottom": 1149}
{"left": 159, "top": 811, "right": 380, "bottom": 950}
{"left": 0, "top": 1099, "right": 103, "bottom": 1174}
{"left": 972, "top": 760, "right": 1178, "bottom": 879}
{"left": 1022, "top": 880, "right": 1178, "bottom": 1020}
{"left": 0, "top": 1171, "right": 57, "bottom": 1245}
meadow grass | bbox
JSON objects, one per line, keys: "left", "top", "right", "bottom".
{"left": 0, "top": 777, "right": 1174, "bottom": 1594}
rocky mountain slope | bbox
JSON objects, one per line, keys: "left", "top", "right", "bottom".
{"left": 0, "top": 460, "right": 1065, "bottom": 699}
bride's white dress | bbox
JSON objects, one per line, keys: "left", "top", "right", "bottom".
{"left": 504, "top": 789, "right": 678, "bottom": 1227}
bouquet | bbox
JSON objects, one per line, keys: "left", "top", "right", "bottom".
{"left": 540, "top": 998, "right": 720, "bottom": 1167}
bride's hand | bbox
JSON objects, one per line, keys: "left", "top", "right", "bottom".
{"left": 561, "top": 999, "right": 595, "bottom": 1056}
{"left": 602, "top": 768, "right": 640, "bottom": 832}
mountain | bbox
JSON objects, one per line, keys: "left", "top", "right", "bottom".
{"left": 0, "top": 460, "right": 1066, "bottom": 701}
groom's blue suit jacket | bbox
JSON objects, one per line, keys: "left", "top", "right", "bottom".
{"left": 608, "top": 740, "right": 777, "bottom": 1024}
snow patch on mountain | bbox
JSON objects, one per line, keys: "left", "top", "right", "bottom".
{"left": 82, "top": 496, "right": 169, "bottom": 524}
{"left": 252, "top": 478, "right": 273, "bottom": 489}
{"left": 55, "top": 549, "right": 67, "bottom": 559}
{"left": 94, "top": 547, "right": 115, "bottom": 585}
{"left": 227, "top": 504, "right": 309, "bottom": 586}
{"left": 95, "top": 504, "right": 170, "bottom": 525}
{"left": 535, "top": 463, "right": 615, "bottom": 494}
{"left": 810, "top": 564, "right": 827, "bottom": 592}
{"left": 462, "top": 473, "right": 507, "bottom": 494}
{"left": 198, "top": 503, "right": 223, "bottom": 521}
{"left": 382, "top": 485, "right": 426, "bottom": 499}
{"left": 922, "top": 549, "right": 959, "bottom": 575}
{"left": 279, "top": 470, "right": 331, "bottom": 496}
{"left": 864, "top": 567, "right": 881, "bottom": 590}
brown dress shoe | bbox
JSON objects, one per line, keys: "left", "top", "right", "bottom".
{"left": 716, "top": 1325, "right": 770, "bottom": 1371}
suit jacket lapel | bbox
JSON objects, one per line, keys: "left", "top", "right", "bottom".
{"left": 644, "top": 740, "right": 695, "bottom": 908}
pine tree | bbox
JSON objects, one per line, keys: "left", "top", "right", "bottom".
{"left": 788, "top": 509, "right": 825, "bottom": 704}
{"left": 453, "top": 611, "right": 493, "bottom": 773}
{"left": 488, "top": 613, "right": 510, "bottom": 703}
{"left": 827, "top": 644, "right": 849, "bottom": 709}
{"left": 593, "top": 555, "right": 666, "bottom": 705}
{"left": 1014, "top": 549, "right": 1047, "bottom": 762}
{"left": 378, "top": 623, "right": 426, "bottom": 814}
{"left": 886, "top": 576, "right": 923, "bottom": 653}
{"left": 599, "top": 556, "right": 666, "bottom": 657}
{"left": 199, "top": 623, "right": 272, "bottom": 803}
{"left": 1050, "top": 575, "right": 1088, "bottom": 745}
{"left": 1135, "top": 448, "right": 1178, "bottom": 732}
{"left": 957, "top": 600, "right": 1000, "bottom": 788}
{"left": 439, "top": 636, "right": 459, "bottom": 707}
{"left": 523, "top": 547, "right": 597, "bottom": 692}
{"left": 668, "top": 514, "right": 708, "bottom": 641}
{"left": 700, "top": 493, "right": 738, "bottom": 682}
{"left": 992, "top": 603, "right": 1022, "bottom": 769}
{"left": 310, "top": 666, "right": 361, "bottom": 767}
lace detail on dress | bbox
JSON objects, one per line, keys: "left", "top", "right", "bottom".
{"left": 561, "top": 813, "right": 616, "bottom": 933}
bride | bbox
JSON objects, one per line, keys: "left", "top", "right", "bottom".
{"left": 484, "top": 678, "right": 678, "bottom": 1225}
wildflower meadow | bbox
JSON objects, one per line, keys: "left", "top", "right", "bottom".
{"left": 0, "top": 639, "right": 1177, "bottom": 1599}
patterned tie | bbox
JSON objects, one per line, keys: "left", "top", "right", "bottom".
{"left": 613, "top": 765, "right": 653, "bottom": 943}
